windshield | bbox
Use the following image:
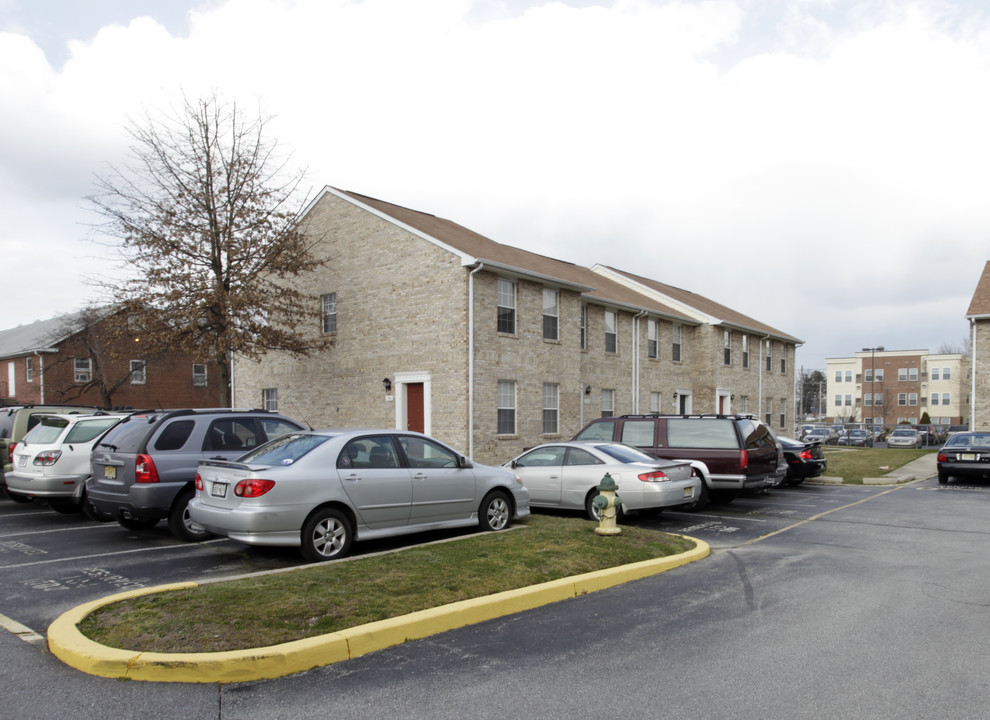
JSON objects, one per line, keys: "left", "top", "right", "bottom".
{"left": 595, "top": 444, "right": 656, "bottom": 464}
{"left": 891, "top": 429, "right": 914, "bottom": 437}
{"left": 238, "top": 433, "right": 330, "bottom": 465}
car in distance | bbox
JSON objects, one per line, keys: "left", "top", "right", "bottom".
{"left": 776, "top": 436, "right": 827, "bottom": 484}
{"left": 5, "top": 412, "right": 126, "bottom": 516}
{"left": 886, "top": 427, "right": 922, "bottom": 449}
{"left": 504, "top": 441, "right": 699, "bottom": 520}
{"left": 189, "top": 429, "right": 530, "bottom": 562}
{"left": 572, "top": 414, "right": 780, "bottom": 508}
{"left": 803, "top": 427, "right": 835, "bottom": 446}
{"left": 87, "top": 409, "right": 304, "bottom": 541}
{"left": 936, "top": 432, "right": 990, "bottom": 485}
{"left": 837, "top": 429, "right": 873, "bottom": 447}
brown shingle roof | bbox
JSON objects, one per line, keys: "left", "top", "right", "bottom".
{"left": 966, "top": 261, "right": 990, "bottom": 317}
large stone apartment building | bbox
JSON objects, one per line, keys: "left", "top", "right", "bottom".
{"left": 967, "top": 261, "right": 990, "bottom": 430}
{"left": 825, "top": 349, "right": 969, "bottom": 427}
{"left": 233, "top": 187, "right": 801, "bottom": 465}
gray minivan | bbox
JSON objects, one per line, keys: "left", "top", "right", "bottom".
{"left": 87, "top": 409, "right": 304, "bottom": 541}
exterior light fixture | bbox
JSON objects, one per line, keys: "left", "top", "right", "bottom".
{"left": 382, "top": 378, "right": 392, "bottom": 392}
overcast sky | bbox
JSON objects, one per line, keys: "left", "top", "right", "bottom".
{"left": 2, "top": 0, "right": 987, "bottom": 371}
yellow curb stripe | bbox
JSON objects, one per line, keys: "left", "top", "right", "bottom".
{"left": 47, "top": 537, "right": 709, "bottom": 684}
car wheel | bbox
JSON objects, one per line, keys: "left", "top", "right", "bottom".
{"left": 81, "top": 488, "right": 113, "bottom": 522}
{"left": 679, "top": 477, "right": 709, "bottom": 512}
{"left": 301, "top": 507, "right": 353, "bottom": 562}
{"left": 48, "top": 500, "right": 80, "bottom": 515}
{"left": 938, "top": 471, "right": 949, "bottom": 485}
{"left": 167, "top": 488, "right": 213, "bottom": 542}
{"left": 584, "top": 489, "right": 624, "bottom": 522}
{"left": 479, "top": 490, "right": 512, "bottom": 532}
{"left": 118, "top": 517, "right": 160, "bottom": 531}
{"left": 5, "top": 490, "right": 30, "bottom": 503}
{"left": 709, "top": 490, "right": 737, "bottom": 504}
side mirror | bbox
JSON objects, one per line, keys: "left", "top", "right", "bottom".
{"left": 459, "top": 455, "right": 474, "bottom": 469}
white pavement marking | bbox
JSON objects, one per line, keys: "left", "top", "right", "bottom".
{"left": 0, "top": 612, "right": 45, "bottom": 645}
{"left": 0, "top": 538, "right": 228, "bottom": 570}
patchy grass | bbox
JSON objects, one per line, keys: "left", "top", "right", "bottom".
{"left": 821, "top": 446, "right": 935, "bottom": 483}
{"left": 80, "top": 514, "right": 694, "bottom": 653}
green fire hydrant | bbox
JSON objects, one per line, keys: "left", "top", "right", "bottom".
{"left": 593, "top": 472, "right": 622, "bottom": 536}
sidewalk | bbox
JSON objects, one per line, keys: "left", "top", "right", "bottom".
{"left": 813, "top": 451, "right": 938, "bottom": 485}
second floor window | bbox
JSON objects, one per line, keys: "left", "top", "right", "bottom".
{"left": 604, "top": 310, "right": 617, "bottom": 354}
{"left": 129, "top": 360, "right": 146, "bottom": 384}
{"left": 74, "top": 357, "right": 92, "bottom": 383}
{"left": 672, "top": 324, "right": 682, "bottom": 362}
{"left": 321, "top": 292, "right": 337, "bottom": 334}
{"left": 766, "top": 341, "right": 773, "bottom": 372}
{"left": 742, "top": 335, "right": 749, "bottom": 368}
{"left": 580, "top": 304, "right": 587, "bottom": 350}
{"left": 497, "top": 279, "right": 516, "bottom": 334}
{"left": 192, "top": 364, "right": 208, "bottom": 387}
{"left": 542, "top": 288, "right": 559, "bottom": 341}
{"left": 723, "top": 330, "right": 731, "bottom": 366}
{"left": 25, "top": 357, "right": 33, "bottom": 382}
{"left": 931, "top": 392, "right": 940, "bottom": 406}
{"left": 647, "top": 319, "right": 658, "bottom": 359}
{"left": 263, "top": 388, "right": 278, "bottom": 412}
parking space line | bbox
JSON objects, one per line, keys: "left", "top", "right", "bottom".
{"left": 664, "top": 510, "right": 769, "bottom": 523}
{"left": 0, "top": 524, "right": 122, "bottom": 539}
{"left": 0, "top": 612, "right": 44, "bottom": 645}
{"left": 0, "top": 538, "right": 228, "bottom": 570}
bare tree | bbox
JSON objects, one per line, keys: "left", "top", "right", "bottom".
{"left": 88, "top": 93, "right": 328, "bottom": 406}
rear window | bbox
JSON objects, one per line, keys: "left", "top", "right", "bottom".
{"left": 736, "top": 418, "right": 776, "bottom": 449}
{"left": 96, "top": 415, "right": 163, "bottom": 453}
{"left": 596, "top": 444, "right": 655, "bottom": 464}
{"left": 666, "top": 418, "right": 739, "bottom": 449}
{"left": 64, "top": 417, "right": 122, "bottom": 444}
{"left": 21, "top": 417, "right": 69, "bottom": 445}
{"left": 574, "top": 420, "right": 616, "bottom": 442}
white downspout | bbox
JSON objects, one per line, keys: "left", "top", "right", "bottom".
{"left": 632, "top": 311, "right": 646, "bottom": 413}
{"left": 971, "top": 319, "right": 977, "bottom": 430}
{"left": 468, "top": 263, "right": 485, "bottom": 458}
{"left": 759, "top": 334, "right": 770, "bottom": 419}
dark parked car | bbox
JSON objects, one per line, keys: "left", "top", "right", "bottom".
{"left": 804, "top": 427, "right": 836, "bottom": 446}
{"left": 572, "top": 414, "right": 781, "bottom": 509}
{"left": 776, "top": 436, "right": 827, "bottom": 484}
{"left": 936, "top": 432, "right": 990, "bottom": 485}
{"left": 87, "top": 409, "right": 305, "bottom": 541}
{"left": 838, "top": 429, "right": 873, "bottom": 447}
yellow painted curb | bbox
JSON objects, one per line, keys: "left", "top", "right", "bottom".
{"left": 48, "top": 536, "right": 709, "bottom": 683}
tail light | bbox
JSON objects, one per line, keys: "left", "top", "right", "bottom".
{"left": 638, "top": 470, "right": 670, "bottom": 482}
{"left": 33, "top": 450, "right": 63, "bottom": 466}
{"left": 195, "top": 473, "right": 204, "bottom": 491}
{"left": 799, "top": 449, "right": 814, "bottom": 460}
{"left": 8, "top": 442, "right": 16, "bottom": 463}
{"left": 937, "top": 452, "right": 947, "bottom": 463}
{"left": 740, "top": 449, "right": 749, "bottom": 470}
{"left": 235, "top": 479, "right": 275, "bottom": 497}
{"left": 134, "top": 453, "right": 160, "bottom": 483}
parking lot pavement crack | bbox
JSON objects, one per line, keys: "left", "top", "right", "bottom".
{"left": 728, "top": 552, "right": 756, "bottom": 611}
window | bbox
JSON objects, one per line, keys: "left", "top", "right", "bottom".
{"left": 742, "top": 335, "right": 750, "bottom": 369}
{"left": 909, "top": 393, "right": 918, "bottom": 406}
{"left": 909, "top": 368, "right": 918, "bottom": 381}
{"left": 542, "top": 383, "right": 559, "bottom": 435}
{"left": 765, "top": 397, "right": 773, "bottom": 425}
{"left": 25, "top": 357, "right": 33, "bottom": 383}
{"left": 835, "top": 371, "right": 842, "bottom": 382}
{"left": 604, "top": 310, "right": 617, "bottom": 353}
{"left": 601, "top": 389, "right": 615, "bottom": 418}
{"left": 580, "top": 305, "right": 587, "bottom": 350}
{"left": 497, "top": 279, "right": 516, "bottom": 334}
{"left": 834, "top": 394, "right": 842, "bottom": 407}
{"left": 931, "top": 368, "right": 940, "bottom": 381}
{"left": 898, "top": 393, "right": 907, "bottom": 406}
{"left": 844, "top": 370, "right": 852, "bottom": 382}
{"left": 865, "top": 394, "right": 872, "bottom": 406}
{"left": 723, "top": 330, "right": 731, "bottom": 366}
{"left": 193, "top": 364, "right": 208, "bottom": 387}
{"left": 263, "top": 388, "right": 278, "bottom": 412}
{"left": 943, "top": 392, "right": 952, "bottom": 405}
{"left": 497, "top": 380, "right": 516, "bottom": 434}
{"left": 943, "top": 367, "right": 951, "bottom": 380}
{"left": 864, "top": 369, "right": 873, "bottom": 382}
{"left": 672, "top": 324, "right": 682, "bottom": 362}
{"left": 542, "top": 288, "right": 559, "bottom": 341}
{"left": 739, "top": 395, "right": 748, "bottom": 412}
{"left": 779, "top": 398, "right": 786, "bottom": 429}
{"left": 780, "top": 350, "right": 787, "bottom": 374}
{"left": 874, "top": 394, "right": 883, "bottom": 406}
{"left": 129, "top": 360, "right": 146, "bottom": 384}
{"left": 74, "top": 357, "right": 92, "bottom": 383}
{"left": 647, "top": 320, "right": 658, "bottom": 359}
{"left": 321, "top": 292, "right": 337, "bottom": 334}
{"left": 766, "top": 341, "right": 773, "bottom": 372}
{"left": 931, "top": 392, "right": 939, "bottom": 406}
{"left": 875, "top": 369, "right": 884, "bottom": 382}
{"left": 845, "top": 394, "right": 852, "bottom": 406}
{"left": 898, "top": 368, "right": 907, "bottom": 381}
{"left": 649, "top": 391, "right": 661, "bottom": 413}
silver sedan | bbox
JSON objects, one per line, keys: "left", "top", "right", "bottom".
{"left": 504, "top": 441, "right": 699, "bottom": 520}
{"left": 189, "top": 429, "right": 530, "bottom": 562}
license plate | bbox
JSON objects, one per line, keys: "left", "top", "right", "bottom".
{"left": 104, "top": 465, "right": 116, "bottom": 480}
{"left": 211, "top": 482, "right": 228, "bottom": 498}
{"left": 683, "top": 487, "right": 695, "bottom": 498}
{"left": 960, "top": 453, "right": 977, "bottom": 461}
{"left": 16, "top": 456, "right": 26, "bottom": 467}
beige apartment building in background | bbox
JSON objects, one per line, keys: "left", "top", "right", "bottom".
{"left": 233, "top": 187, "right": 801, "bottom": 465}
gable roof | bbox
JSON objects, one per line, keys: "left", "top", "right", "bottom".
{"left": 0, "top": 313, "right": 85, "bottom": 360}
{"left": 966, "top": 261, "right": 990, "bottom": 318}
{"left": 318, "top": 187, "right": 800, "bottom": 337}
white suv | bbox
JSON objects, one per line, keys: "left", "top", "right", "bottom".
{"left": 6, "top": 412, "right": 127, "bottom": 517}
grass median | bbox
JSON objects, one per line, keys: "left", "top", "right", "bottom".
{"left": 820, "top": 446, "right": 935, "bottom": 483}
{"left": 80, "top": 513, "right": 695, "bottom": 654}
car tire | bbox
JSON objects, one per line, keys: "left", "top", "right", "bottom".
{"left": 167, "top": 488, "right": 213, "bottom": 542}
{"left": 479, "top": 490, "right": 512, "bottom": 532}
{"left": 300, "top": 507, "right": 353, "bottom": 562}
{"left": 118, "top": 517, "right": 160, "bottom": 531}
{"left": 5, "top": 490, "right": 30, "bottom": 503}
{"left": 585, "top": 489, "right": 624, "bottom": 522}
{"left": 938, "top": 472, "right": 949, "bottom": 485}
{"left": 81, "top": 488, "right": 113, "bottom": 522}
{"left": 48, "top": 500, "right": 80, "bottom": 515}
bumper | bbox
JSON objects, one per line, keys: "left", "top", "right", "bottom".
{"left": 86, "top": 480, "right": 184, "bottom": 521}
{"left": 6, "top": 471, "right": 86, "bottom": 499}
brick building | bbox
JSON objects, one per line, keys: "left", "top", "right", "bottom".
{"left": 967, "top": 261, "right": 990, "bottom": 430}
{"left": 233, "top": 187, "right": 801, "bottom": 465}
{"left": 0, "top": 311, "right": 221, "bottom": 409}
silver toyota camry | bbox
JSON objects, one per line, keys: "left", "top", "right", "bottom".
{"left": 189, "top": 429, "right": 529, "bottom": 561}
